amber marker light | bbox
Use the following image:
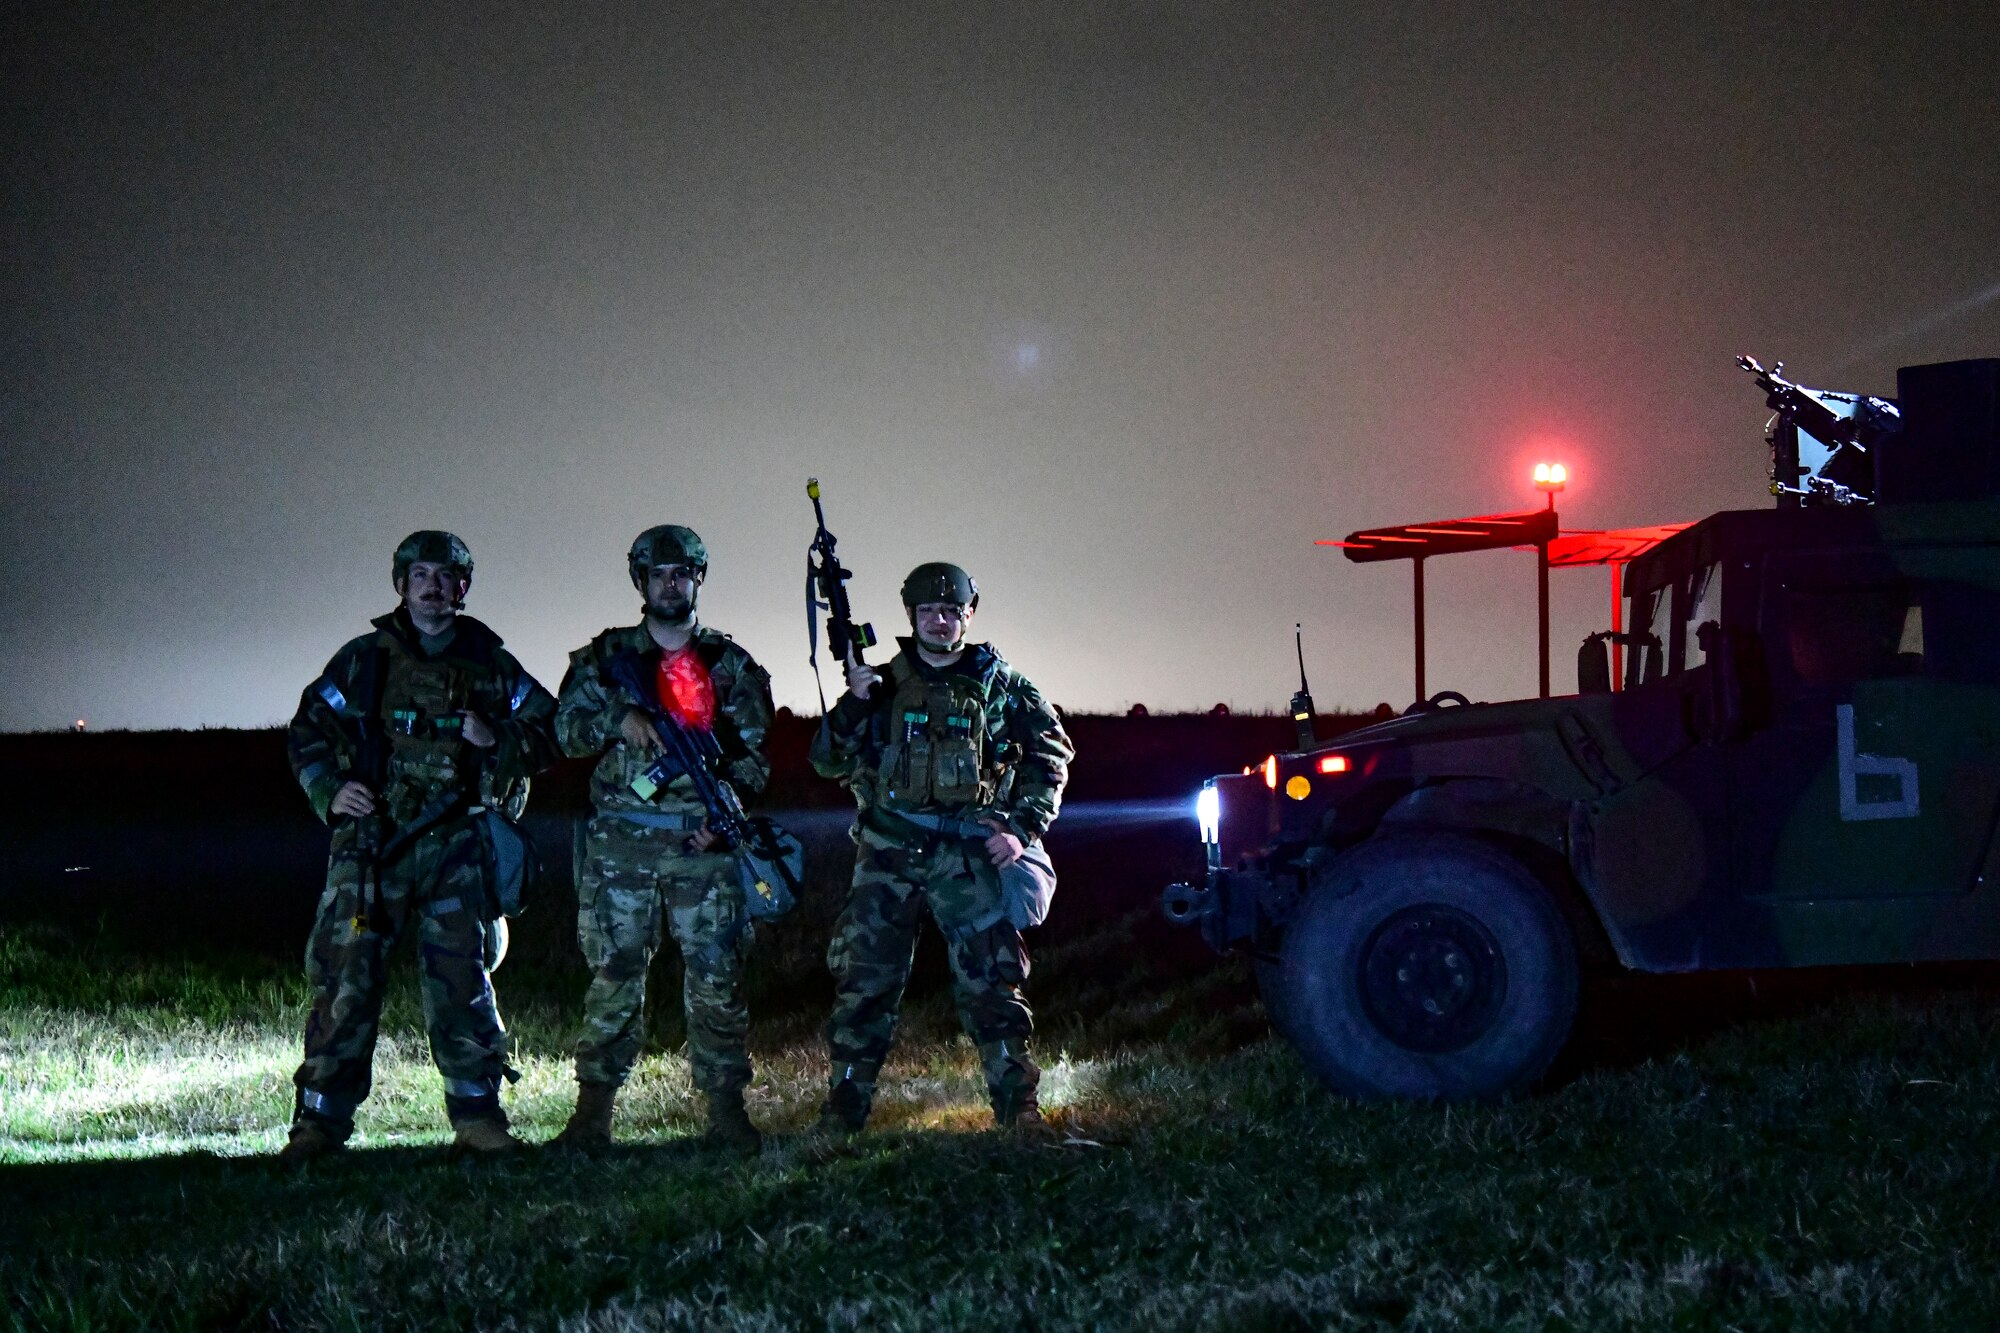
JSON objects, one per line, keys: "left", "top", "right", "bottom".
{"left": 1261, "top": 755, "right": 1278, "bottom": 789}
{"left": 1284, "top": 775, "right": 1311, "bottom": 800}
{"left": 1317, "top": 754, "right": 1349, "bottom": 774}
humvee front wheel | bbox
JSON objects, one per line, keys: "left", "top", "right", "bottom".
{"left": 1273, "top": 833, "right": 1578, "bottom": 1100}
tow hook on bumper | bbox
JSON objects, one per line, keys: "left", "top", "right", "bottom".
{"left": 1160, "top": 879, "right": 1211, "bottom": 926}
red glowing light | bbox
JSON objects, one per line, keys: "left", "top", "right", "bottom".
{"left": 1317, "top": 754, "right": 1349, "bottom": 774}
{"left": 1261, "top": 755, "right": 1278, "bottom": 789}
{"left": 657, "top": 648, "right": 718, "bottom": 731}
{"left": 1533, "top": 461, "right": 1568, "bottom": 492}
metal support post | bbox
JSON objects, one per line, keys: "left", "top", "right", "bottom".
{"left": 1412, "top": 555, "right": 1426, "bottom": 704}
{"left": 1537, "top": 538, "right": 1551, "bottom": 699}
{"left": 1609, "top": 561, "right": 1624, "bottom": 689}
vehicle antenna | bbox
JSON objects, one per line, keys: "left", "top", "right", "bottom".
{"left": 1290, "top": 622, "right": 1316, "bottom": 749}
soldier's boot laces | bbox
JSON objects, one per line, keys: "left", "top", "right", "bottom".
{"left": 550, "top": 1081, "right": 618, "bottom": 1154}
{"left": 277, "top": 1120, "right": 341, "bottom": 1170}
{"left": 451, "top": 1117, "right": 527, "bottom": 1157}
{"left": 809, "top": 1078, "right": 872, "bottom": 1140}
{"left": 700, "top": 1088, "right": 763, "bottom": 1158}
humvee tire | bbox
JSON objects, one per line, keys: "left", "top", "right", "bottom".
{"left": 1253, "top": 955, "right": 1297, "bottom": 1040}
{"left": 1276, "top": 833, "right": 1578, "bottom": 1100}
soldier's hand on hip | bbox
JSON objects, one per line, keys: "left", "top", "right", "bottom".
{"left": 459, "top": 709, "right": 496, "bottom": 749}
{"left": 845, "top": 647, "right": 881, "bottom": 701}
{"left": 979, "top": 819, "right": 1025, "bottom": 869}
{"left": 619, "top": 707, "right": 666, "bottom": 756}
{"left": 331, "top": 781, "right": 377, "bottom": 818}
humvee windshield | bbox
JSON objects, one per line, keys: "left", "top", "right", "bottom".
{"left": 1683, "top": 562, "right": 1722, "bottom": 671}
{"left": 1625, "top": 560, "right": 1719, "bottom": 688}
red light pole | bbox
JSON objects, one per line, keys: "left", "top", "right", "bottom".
{"left": 1532, "top": 463, "right": 1567, "bottom": 698}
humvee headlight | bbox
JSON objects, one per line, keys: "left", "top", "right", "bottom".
{"left": 1317, "top": 754, "right": 1349, "bottom": 774}
{"left": 1195, "top": 785, "right": 1221, "bottom": 844}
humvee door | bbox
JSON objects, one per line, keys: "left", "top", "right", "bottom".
{"left": 1726, "top": 548, "right": 2000, "bottom": 953}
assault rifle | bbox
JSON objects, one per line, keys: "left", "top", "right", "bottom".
{"left": 603, "top": 652, "right": 803, "bottom": 921}
{"left": 805, "top": 477, "right": 876, "bottom": 711}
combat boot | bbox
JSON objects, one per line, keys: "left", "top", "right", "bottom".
{"left": 807, "top": 1075, "right": 872, "bottom": 1140}
{"left": 276, "top": 1119, "right": 343, "bottom": 1170}
{"left": 451, "top": 1117, "right": 527, "bottom": 1156}
{"left": 700, "top": 1087, "right": 763, "bottom": 1158}
{"left": 549, "top": 1080, "right": 618, "bottom": 1154}
{"left": 991, "top": 1087, "right": 1060, "bottom": 1142}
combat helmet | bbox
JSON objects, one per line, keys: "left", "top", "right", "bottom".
{"left": 627, "top": 525, "right": 709, "bottom": 591}
{"left": 900, "top": 562, "right": 979, "bottom": 612}
{"left": 392, "top": 530, "right": 474, "bottom": 588}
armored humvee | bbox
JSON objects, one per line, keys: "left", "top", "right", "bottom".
{"left": 1162, "top": 357, "right": 2000, "bottom": 1100}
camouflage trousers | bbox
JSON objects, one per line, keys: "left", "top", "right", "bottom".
{"left": 293, "top": 815, "right": 510, "bottom": 1135}
{"left": 825, "top": 819, "right": 1037, "bottom": 1103}
{"left": 571, "top": 812, "right": 754, "bottom": 1093}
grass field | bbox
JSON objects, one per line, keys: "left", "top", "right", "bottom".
{"left": 6, "top": 922, "right": 2000, "bottom": 1332}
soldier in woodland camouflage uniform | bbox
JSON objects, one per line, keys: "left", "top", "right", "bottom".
{"left": 279, "top": 531, "right": 559, "bottom": 1166}
{"left": 810, "top": 562, "right": 1073, "bottom": 1135}
{"left": 551, "top": 525, "right": 776, "bottom": 1156}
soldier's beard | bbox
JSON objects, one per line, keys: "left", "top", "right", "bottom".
{"left": 647, "top": 592, "right": 695, "bottom": 627}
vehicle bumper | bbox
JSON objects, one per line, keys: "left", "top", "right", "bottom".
{"left": 1161, "top": 866, "right": 1275, "bottom": 953}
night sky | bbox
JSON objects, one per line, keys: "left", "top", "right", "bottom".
{"left": 7, "top": 2, "right": 1998, "bottom": 730}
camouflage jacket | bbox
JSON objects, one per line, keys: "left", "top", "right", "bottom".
{"left": 288, "top": 608, "right": 560, "bottom": 826}
{"left": 811, "top": 637, "right": 1073, "bottom": 842}
{"left": 556, "top": 623, "right": 774, "bottom": 817}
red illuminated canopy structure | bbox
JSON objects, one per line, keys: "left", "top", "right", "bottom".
{"left": 1547, "top": 524, "right": 1691, "bottom": 569}
{"left": 1314, "top": 511, "right": 1691, "bottom": 703}
{"left": 1318, "top": 508, "right": 1559, "bottom": 562}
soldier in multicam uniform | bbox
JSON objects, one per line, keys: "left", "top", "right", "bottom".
{"left": 550, "top": 525, "right": 776, "bottom": 1156}
{"left": 279, "top": 531, "right": 560, "bottom": 1166}
{"left": 809, "top": 562, "right": 1073, "bottom": 1136}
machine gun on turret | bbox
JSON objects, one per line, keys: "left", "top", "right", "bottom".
{"left": 1737, "top": 355, "right": 1902, "bottom": 507}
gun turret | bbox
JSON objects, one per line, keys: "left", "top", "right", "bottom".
{"left": 1737, "top": 355, "right": 1901, "bottom": 507}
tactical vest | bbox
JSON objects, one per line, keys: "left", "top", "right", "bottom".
{"left": 876, "top": 655, "right": 1004, "bottom": 810}
{"left": 378, "top": 636, "right": 472, "bottom": 821}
